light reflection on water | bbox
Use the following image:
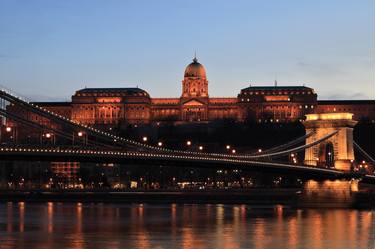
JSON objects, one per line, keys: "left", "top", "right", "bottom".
{"left": 0, "top": 202, "right": 374, "bottom": 249}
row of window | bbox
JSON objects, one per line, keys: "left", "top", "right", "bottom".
{"left": 243, "top": 91, "right": 313, "bottom": 95}
{"left": 76, "top": 92, "right": 148, "bottom": 97}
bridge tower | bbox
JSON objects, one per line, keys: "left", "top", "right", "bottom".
{"left": 304, "top": 113, "right": 357, "bottom": 171}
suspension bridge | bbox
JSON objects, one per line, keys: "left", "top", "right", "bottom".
{"left": 0, "top": 87, "right": 374, "bottom": 183}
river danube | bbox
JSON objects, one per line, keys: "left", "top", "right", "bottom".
{"left": 0, "top": 202, "right": 374, "bottom": 249}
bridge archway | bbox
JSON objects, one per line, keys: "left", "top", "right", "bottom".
{"left": 304, "top": 113, "right": 357, "bottom": 171}
{"left": 318, "top": 142, "right": 334, "bottom": 168}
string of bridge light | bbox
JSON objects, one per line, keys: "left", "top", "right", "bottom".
{"left": 2, "top": 130, "right": 362, "bottom": 172}
{"left": 0, "top": 88, "right": 338, "bottom": 161}
{"left": 0, "top": 108, "right": 116, "bottom": 149}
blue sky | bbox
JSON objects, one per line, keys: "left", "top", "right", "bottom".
{"left": 0, "top": 0, "right": 374, "bottom": 101}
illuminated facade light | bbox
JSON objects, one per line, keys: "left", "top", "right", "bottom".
{"left": 258, "top": 149, "right": 262, "bottom": 153}
{"left": 305, "top": 112, "right": 353, "bottom": 121}
{"left": 158, "top": 141, "right": 163, "bottom": 147}
{"left": 78, "top": 131, "right": 84, "bottom": 137}
{"left": 186, "top": 140, "right": 192, "bottom": 146}
{"left": 45, "top": 133, "right": 52, "bottom": 138}
{"left": 198, "top": 146, "right": 203, "bottom": 151}
{"left": 231, "top": 149, "right": 236, "bottom": 154}
{"left": 6, "top": 127, "right": 12, "bottom": 132}
{"left": 226, "top": 145, "right": 231, "bottom": 150}
{"left": 142, "top": 136, "right": 148, "bottom": 142}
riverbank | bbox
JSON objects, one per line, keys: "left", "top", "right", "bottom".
{"left": 0, "top": 189, "right": 299, "bottom": 205}
{"left": 1, "top": 189, "right": 374, "bottom": 208}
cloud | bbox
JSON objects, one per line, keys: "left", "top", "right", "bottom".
{"left": 296, "top": 59, "right": 345, "bottom": 76}
{"left": 319, "top": 92, "right": 370, "bottom": 100}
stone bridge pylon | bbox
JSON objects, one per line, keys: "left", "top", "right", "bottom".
{"left": 304, "top": 113, "right": 357, "bottom": 171}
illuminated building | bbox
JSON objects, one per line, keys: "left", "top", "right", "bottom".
{"left": 237, "top": 86, "right": 317, "bottom": 122}
{"left": 50, "top": 162, "right": 80, "bottom": 184}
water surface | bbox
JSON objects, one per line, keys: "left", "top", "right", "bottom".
{"left": 0, "top": 202, "right": 374, "bottom": 249}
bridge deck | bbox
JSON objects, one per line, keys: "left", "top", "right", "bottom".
{"left": 0, "top": 146, "right": 363, "bottom": 181}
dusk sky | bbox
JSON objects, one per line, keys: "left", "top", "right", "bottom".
{"left": 1, "top": 0, "right": 374, "bottom": 101}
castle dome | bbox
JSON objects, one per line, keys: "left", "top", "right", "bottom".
{"left": 184, "top": 57, "right": 206, "bottom": 79}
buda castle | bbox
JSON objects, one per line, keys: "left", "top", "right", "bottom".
{"left": 8, "top": 57, "right": 375, "bottom": 127}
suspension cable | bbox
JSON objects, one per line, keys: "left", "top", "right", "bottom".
{"left": 354, "top": 141, "right": 375, "bottom": 164}
{"left": 0, "top": 108, "right": 115, "bottom": 149}
{"left": 230, "top": 131, "right": 338, "bottom": 159}
{"left": 254, "top": 132, "right": 314, "bottom": 155}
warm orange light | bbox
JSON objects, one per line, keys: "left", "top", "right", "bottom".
{"left": 78, "top": 131, "right": 84, "bottom": 137}
{"left": 96, "top": 97, "right": 121, "bottom": 103}
{"left": 186, "top": 140, "right": 192, "bottom": 146}
{"left": 226, "top": 145, "right": 231, "bottom": 150}
{"left": 158, "top": 141, "right": 163, "bottom": 147}
{"left": 142, "top": 136, "right": 148, "bottom": 142}
{"left": 198, "top": 146, "right": 203, "bottom": 151}
{"left": 305, "top": 113, "right": 353, "bottom": 121}
{"left": 45, "top": 133, "right": 52, "bottom": 138}
{"left": 264, "top": 95, "right": 290, "bottom": 102}
{"left": 258, "top": 149, "right": 262, "bottom": 153}
{"left": 232, "top": 149, "right": 236, "bottom": 154}
{"left": 6, "top": 127, "right": 12, "bottom": 132}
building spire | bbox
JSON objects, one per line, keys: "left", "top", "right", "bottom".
{"left": 193, "top": 51, "right": 197, "bottom": 62}
{"left": 274, "top": 73, "right": 278, "bottom": 87}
